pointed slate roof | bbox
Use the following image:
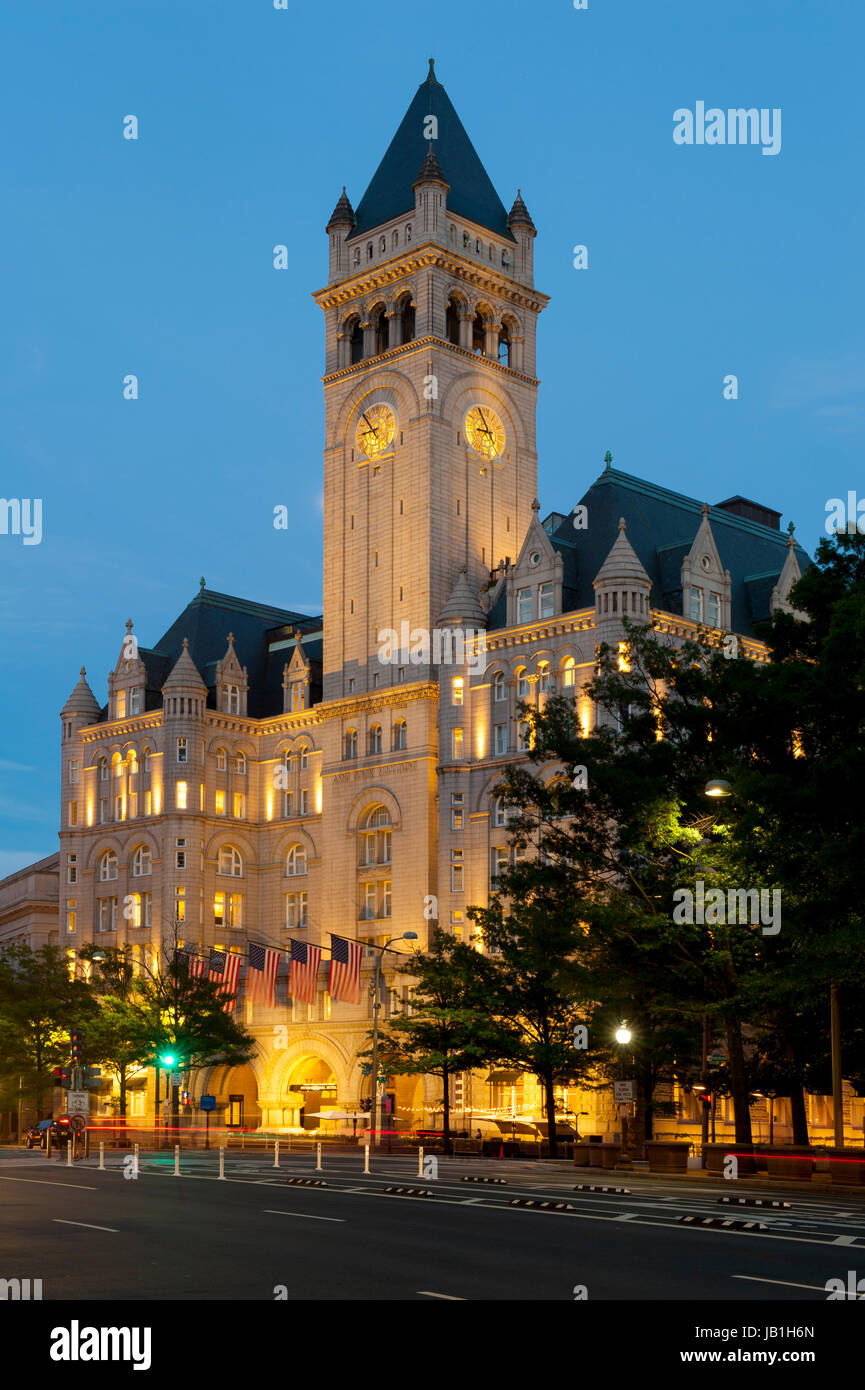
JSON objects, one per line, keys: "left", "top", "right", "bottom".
{"left": 162, "top": 638, "right": 207, "bottom": 691}
{"left": 61, "top": 666, "right": 102, "bottom": 720}
{"left": 508, "top": 189, "right": 536, "bottom": 232}
{"left": 438, "top": 568, "right": 487, "bottom": 628}
{"left": 593, "top": 517, "right": 653, "bottom": 589}
{"left": 326, "top": 186, "right": 355, "bottom": 232}
{"left": 351, "top": 59, "right": 514, "bottom": 241}
{"left": 413, "top": 144, "right": 448, "bottom": 188}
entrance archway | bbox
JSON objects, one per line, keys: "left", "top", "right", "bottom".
{"left": 284, "top": 1056, "right": 340, "bottom": 1132}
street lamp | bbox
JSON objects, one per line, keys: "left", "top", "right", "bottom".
{"left": 368, "top": 932, "right": 417, "bottom": 1147}
{"left": 704, "top": 778, "right": 732, "bottom": 798}
{"left": 614, "top": 1023, "right": 632, "bottom": 1154}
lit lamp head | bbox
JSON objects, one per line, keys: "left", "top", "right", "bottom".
{"left": 615, "top": 1025, "right": 632, "bottom": 1046}
{"left": 704, "top": 778, "right": 732, "bottom": 798}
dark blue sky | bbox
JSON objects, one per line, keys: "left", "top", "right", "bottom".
{"left": 2, "top": 0, "right": 862, "bottom": 873}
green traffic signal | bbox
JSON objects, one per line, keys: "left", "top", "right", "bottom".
{"left": 160, "top": 1053, "right": 177, "bottom": 1068}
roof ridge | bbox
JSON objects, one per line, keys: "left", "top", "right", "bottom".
{"left": 586, "top": 468, "right": 795, "bottom": 547}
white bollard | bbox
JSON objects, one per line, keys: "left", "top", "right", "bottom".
{"left": 66, "top": 1139, "right": 73, "bottom": 1167}
{"left": 363, "top": 1140, "right": 370, "bottom": 1174}
{"left": 98, "top": 1142, "right": 105, "bottom": 1171}
{"left": 418, "top": 1146, "right": 424, "bottom": 1178}
{"left": 273, "top": 1141, "right": 280, "bottom": 1169}
{"left": 133, "top": 1143, "right": 139, "bottom": 1177}
{"left": 218, "top": 1146, "right": 225, "bottom": 1180}
{"left": 174, "top": 1144, "right": 180, "bottom": 1176}
{"left": 316, "top": 1142, "right": 322, "bottom": 1172}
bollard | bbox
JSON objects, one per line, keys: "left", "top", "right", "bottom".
{"left": 174, "top": 1144, "right": 180, "bottom": 1176}
{"left": 316, "top": 1142, "right": 322, "bottom": 1172}
{"left": 273, "top": 1141, "right": 280, "bottom": 1169}
{"left": 418, "top": 1146, "right": 424, "bottom": 1178}
{"left": 363, "top": 1140, "right": 370, "bottom": 1174}
{"left": 99, "top": 1142, "right": 105, "bottom": 1171}
{"left": 218, "top": 1146, "right": 225, "bottom": 1180}
{"left": 66, "top": 1139, "right": 73, "bottom": 1167}
{"left": 133, "top": 1142, "right": 139, "bottom": 1177}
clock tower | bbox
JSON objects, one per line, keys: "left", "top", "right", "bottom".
{"left": 314, "top": 59, "right": 549, "bottom": 700}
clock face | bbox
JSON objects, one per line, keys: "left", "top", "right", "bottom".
{"left": 355, "top": 403, "right": 396, "bottom": 459}
{"left": 465, "top": 405, "right": 505, "bottom": 460}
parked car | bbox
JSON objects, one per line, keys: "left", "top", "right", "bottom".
{"left": 23, "top": 1122, "right": 48, "bottom": 1149}
{"left": 24, "top": 1117, "right": 74, "bottom": 1149}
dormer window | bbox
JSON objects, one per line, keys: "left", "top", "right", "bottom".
{"left": 538, "top": 583, "right": 554, "bottom": 619}
{"left": 115, "top": 690, "right": 126, "bottom": 720}
{"left": 690, "top": 587, "right": 703, "bottom": 622}
{"left": 225, "top": 685, "right": 240, "bottom": 715}
{"left": 130, "top": 687, "right": 141, "bottom": 715}
{"left": 708, "top": 592, "right": 721, "bottom": 627}
{"left": 517, "top": 588, "right": 532, "bottom": 624}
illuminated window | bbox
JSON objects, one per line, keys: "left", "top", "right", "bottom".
{"left": 128, "top": 892, "right": 142, "bottom": 929}
{"left": 215, "top": 789, "right": 226, "bottom": 815}
{"left": 227, "top": 893, "right": 243, "bottom": 928}
{"left": 99, "top": 851, "right": 118, "bottom": 882}
{"left": 452, "top": 677, "right": 464, "bottom": 706}
{"left": 213, "top": 891, "right": 224, "bottom": 927}
{"left": 176, "top": 781, "right": 188, "bottom": 810}
{"left": 617, "top": 642, "right": 630, "bottom": 674}
{"left": 144, "top": 790, "right": 152, "bottom": 816}
{"left": 131, "top": 845, "right": 151, "bottom": 877}
{"left": 451, "top": 792, "right": 464, "bottom": 830}
{"left": 286, "top": 844, "right": 307, "bottom": 877}
{"left": 175, "top": 886, "right": 185, "bottom": 922}
{"left": 233, "top": 792, "right": 246, "bottom": 819}
{"left": 452, "top": 728, "right": 464, "bottom": 760}
{"left": 66, "top": 899, "right": 77, "bottom": 934}
{"left": 68, "top": 801, "right": 78, "bottom": 827}
{"left": 218, "top": 846, "right": 243, "bottom": 877}
{"left": 116, "top": 689, "right": 126, "bottom": 720}
{"left": 451, "top": 849, "right": 464, "bottom": 892}
{"left": 562, "top": 657, "right": 576, "bottom": 688}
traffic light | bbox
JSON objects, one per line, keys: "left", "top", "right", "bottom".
{"left": 359, "top": 1098, "right": 372, "bottom": 1112}
{"left": 159, "top": 1052, "right": 177, "bottom": 1068}
{"left": 70, "top": 1028, "right": 83, "bottom": 1064}
{"left": 53, "top": 1066, "right": 71, "bottom": 1088}
{"left": 701, "top": 1092, "right": 714, "bottom": 1107}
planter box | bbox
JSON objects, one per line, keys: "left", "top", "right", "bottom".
{"left": 588, "top": 1143, "right": 621, "bottom": 1169}
{"left": 646, "top": 1141, "right": 690, "bottom": 1174}
{"left": 703, "top": 1142, "right": 756, "bottom": 1176}
{"left": 827, "top": 1149, "right": 865, "bottom": 1185}
{"left": 765, "top": 1146, "right": 815, "bottom": 1181}
{"left": 572, "top": 1143, "right": 591, "bottom": 1166}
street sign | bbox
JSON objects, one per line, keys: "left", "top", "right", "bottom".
{"left": 613, "top": 1081, "right": 634, "bottom": 1103}
{"left": 66, "top": 1091, "right": 89, "bottom": 1115}
{"left": 69, "top": 1114, "right": 87, "bottom": 1134}
{"left": 200, "top": 1095, "right": 216, "bottom": 1112}
{"left": 170, "top": 1071, "right": 182, "bottom": 1087}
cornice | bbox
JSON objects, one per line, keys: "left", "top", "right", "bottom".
{"left": 316, "top": 683, "right": 439, "bottom": 723}
{"left": 314, "top": 248, "right": 549, "bottom": 316}
{"left": 322, "top": 336, "right": 538, "bottom": 390}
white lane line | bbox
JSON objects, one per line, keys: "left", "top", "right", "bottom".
{"left": 418, "top": 1291, "right": 465, "bottom": 1300}
{"left": 731, "top": 1275, "right": 829, "bottom": 1293}
{"left": 0, "top": 1176, "right": 98, "bottom": 1191}
{"left": 53, "top": 1219, "right": 118, "bottom": 1232}
{"left": 832, "top": 1234, "right": 859, "bottom": 1245}
{"left": 262, "top": 1209, "right": 345, "bottom": 1223}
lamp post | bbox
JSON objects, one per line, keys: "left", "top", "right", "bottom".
{"left": 368, "top": 933, "right": 417, "bottom": 1147}
{"left": 615, "top": 1023, "right": 632, "bottom": 1152}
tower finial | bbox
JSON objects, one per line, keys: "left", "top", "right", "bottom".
{"left": 427, "top": 57, "right": 437, "bottom": 82}
{"left": 199, "top": 576, "right": 206, "bottom": 590}
{"left": 125, "top": 617, "right": 133, "bottom": 633}
{"left": 604, "top": 450, "right": 613, "bottom": 470}
{"left": 618, "top": 516, "right": 627, "bottom": 533}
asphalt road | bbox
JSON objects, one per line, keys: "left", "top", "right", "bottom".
{"left": 1, "top": 1149, "right": 863, "bottom": 1301}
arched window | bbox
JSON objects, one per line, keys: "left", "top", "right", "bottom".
{"left": 392, "top": 719, "right": 407, "bottom": 751}
{"left": 299, "top": 745, "right": 309, "bottom": 771}
{"left": 498, "top": 323, "right": 512, "bottom": 366}
{"left": 345, "top": 729, "right": 357, "bottom": 760}
{"left": 216, "top": 747, "right": 226, "bottom": 771}
{"left": 367, "top": 243, "right": 373, "bottom": 261}
{"left": 99, "top": 851, "right": 118, "bottom": 882}
{"left": 493, "top": 796, "right": 508, "bottom": 828}
{"left": 286, "top": 844, "right": 307, "bottom": 877}
{"left": 493, "top": 671, "right": 506, "bottom": 702}
{"left": 472, "top": 311, "right": 486, "bottom": 355}
{"left": 392, "top": 229, "right": 399, "bottom": 249}
{"left": 373, "top": 306, "right": 389, "bottom": 356}
{"left": 368, "top": 724, "right": 382, "bottom": 755}
{"left": 350, "top": 318, "right": 364, "bottom": 365}
{"left": 218, "top": 845, "right": 243, "bottom": 878}
{"left": 400, "top": 295, "right": 415, "bottom": 344}
{"left": 353, "top": 247, "right": 361, "bottom": 267}
{"left": 405, "top": 224, "right": 412, "bottom": 243}
{"left": 98, "top": 758, "right": 108, "bottom": 782}
{"left": 360, "top": 805, "right": 391, "bottom": 866}
{"left": 142, "top": 748, "right": 151, "bottom": 772}
{"left": 538, "top": 662, "right": 552, "bottom": 693}
{"left": 235, "top": 751, "right": 247, "bottom": 774}
{"left": 379, "top": 236, "right": 386, "bottom": 254}
{"left": 516, "top": 668, "right": 530, "bottom": 699}
{"left": 445, "top": 296, "right": 461, "bottom": 346}
{"left": 562, "top": 657, "right": 576, "bottom": 689}
{"left": 131, "top": 845, "right": 151, "bottom": 877}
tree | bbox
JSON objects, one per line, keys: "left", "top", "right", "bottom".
{"left": 373, "top": 932, "right": 498, "bottom": 1154}
{"left": 0, "top": 943, "right": 96, "bottom": 1120}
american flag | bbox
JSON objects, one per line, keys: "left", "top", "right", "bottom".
{"left": 289, "top": 940, "right": 321, "bottom": 1005}
{"left": 182, "top": 952, "right": 206, "bottom": 978}
{"left": 329, "top": 934, "right": 363, "bottom": 1005}
{"left": 209, "top": 949, "right": 241, "bottom": 1012}
{"left": 247, "top": 943, "right": 280, "bottom": 1007}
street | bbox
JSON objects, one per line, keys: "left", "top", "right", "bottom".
{"left": 1, "top": 1149, "right": 863, "bottom": 1302}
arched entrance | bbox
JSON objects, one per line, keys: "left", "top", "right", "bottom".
{"left": 209, "top": 1063, "right": 261, "bottom": 1131}
{"left": 284, "top": 1056, "right": 340, "bottom": 1132}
